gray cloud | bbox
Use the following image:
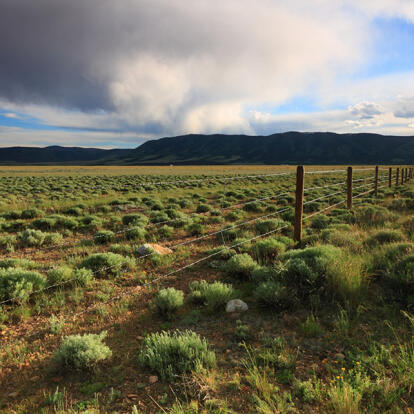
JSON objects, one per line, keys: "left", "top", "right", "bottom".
{"left": 348, "top": 102, "right": 384, "bottom": 119}
{"left": 0, "top": 0, "right": 369, "bottom": 136}
{"left": 2, "top": 0, "right": 414, "bottom": 145}
{"left": 394, "top": 108, "right": 414, "bottom": 118}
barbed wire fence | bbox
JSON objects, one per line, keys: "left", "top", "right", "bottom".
{"left": 0, "top": 165, "right": 412, "bottom": 358}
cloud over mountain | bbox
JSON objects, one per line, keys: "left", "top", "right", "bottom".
{"left": 0, "top": 0, "right": 414, "bottom": 145}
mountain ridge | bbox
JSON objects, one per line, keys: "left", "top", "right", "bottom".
{"left": 1, "top": 132, "right": 414, "bottom": 165}
{"left": 113, "top": 132, "right": 414, "bottom": 165}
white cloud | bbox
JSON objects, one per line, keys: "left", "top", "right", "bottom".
{"left": 0, "top": 126, "right": 148, "bottom": 148}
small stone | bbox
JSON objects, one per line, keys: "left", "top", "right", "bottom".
{"left": 225, "top": 349, "right": 231, "bottom": 354}
{"left": 148, "top": 375, "right": 158, "bottom": 384}
{"left": 8, "top": 392, "right": 18, "bottom": 398}
{"left": 137, "top": 336, "right": 144, "bottom": 340}
{"left": 335, "top": 353, "right": 345, "bottom": 360}
{"left": 226, "top": 299, "right": 248, "bottom": 313}
{"left": 136, "top": 243, "right": 173, "bottom": 256}
{"left": 30, "top": 376, "right": 40, "bottom": 382}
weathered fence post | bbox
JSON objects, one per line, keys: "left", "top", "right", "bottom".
{"left": 388, "top": 167, "right": 392, "bottom": 188}
{"left": 402, "top": 168, "right": 405, "bottom": 185}
{"left": 347, "top": 166, "right": 353, "bottom": 209}
{"left": 396, "top": 167, "right": 400, "bottom": 186}
{"left": 294, "top": 165, "right": 304, "bottom": 242}
{"left": 374, "top": 165, "right": 379, "bottom": 197}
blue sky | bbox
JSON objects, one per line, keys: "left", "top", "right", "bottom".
{"left": 1, "top": 1, "right": 414, "bottom": 147}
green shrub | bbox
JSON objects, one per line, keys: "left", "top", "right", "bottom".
{"left": 78, "top": 253, "right": 134, "bottom": 277}
{"left": 189, "top": 280, "right": 234, "bottom": 311}
{"left": 0, "top": 258, "right": 36, "bottom": 269}
{"left": 17, "top": 229, "right": 46, "bottom": 247}
{"left": 138, "top": 330, "right": 216, "bottom": 380}
{"left": 154, "top": 288, "right": 184, "bottom": 319}
{"left": 1, "top": 211, "right": 21, "bottom": 220}
{"left": 50, "top": 215, "right": 78, "bottom": 230}
{"left": 251, "top": 265, "right": 281, "bottom": 283}
{"left": 354, "top": 205, "right": 395, "bottom": 227}
{"left": 125, "top": 227, "right": 147, "bottom": 241}
{"left": 371, "top": 243, "right": 414, "bottom": 272}
{"left": 31, "top": 217, "right": 56, "bottom": 231}
{"left": 53, "top": 331, "right": 112, "bottom": 372}
{"left": 243, "top": 201, "right": 263, "bottom": 213}
{"left": 186, "top": 222, "right": 205, "bottom": 236}
{"left": 47, "top": 266, "right": 73, "bottom": 286}
{"left": 226, "top": 210, "right": 244, "bottom": 221}
{"left": 311, "top": 215, "right": 330, "bottom": 230}
{"left": 0, "top": 235, "right": 16, "bottom": 252}
{"left": 249, "top": 238, "right": 286, "bottom": 264}
{"left": 224, "top": 253, "right": 258, "bottom": 279}
{"left": 64, "top": 207, "right": 83, "bottom": 216}
{"left": 94, "top": 230, "right": 115, "bottom": 244}
{"left": 21, "top": 208, "right": 43, "bottom": 219}
{"left": 366, "top": 229, "right": 404, "bottom": 246}
{"left": 150, "top": 212, "right": 170, "bottom": 224}
{"left": 158, "top": 225, "right": 174, "bottom": 238}
{"left": 206, "top": 246, "right": 236, "bottom": 260}
{"left": 255, "top": 281, "right": 294, "bottom": 310}
{"left": 45, "top": 234, "right": 63, "bottom": 247}
{"left": 280, "top": 245, "right": 340, "bottom": 299}
{"left": 109, "top": 244, "right": 133, "bottom": 255}
{"left": 164, "top": 208, "right": 181, "bottom": 219}
{"left": 255, "top": 219, "right": 283, "bottom": 234}
{"left": 382, "top": 255, "right": 414, "bottom": 307}
{"left": 321, "top": 229, "right": 361, "bottom": 252}
{"left": 304, "top": 201, "right": 321, "bottom": 213}
{"left": 73, "top": 268, "right": 94, "bottom": 287}
{"left": 196, "top": 204, "right": 210, "bottom": 213}
{"left": 122, "top": 213, "right": 148, "bottom": 227}
{"left": 78, "top": 215, "right": 101, "bottom": 232}
{"left": 0, "top": 268, "right": 46, "bottom": 303}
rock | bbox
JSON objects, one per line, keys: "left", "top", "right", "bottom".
{"left": 8, "top": 392, "right": 18, "bottom": 398}
{"left": 148, "top": 375, "right": 158, "bottom": 384}
{"left": 30, "top": 376, "right": 40, "bottom": 382}
{"left": 226, "top": 299, "right": 248, "bottom": 313}
{"left": 136, "top": 243, "right": 173, "bottom": 256}
{"left": 335, "top": 353, "right": 345, "bottom": 361}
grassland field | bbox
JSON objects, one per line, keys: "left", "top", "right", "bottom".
{"left": 0, "top": 165, "right": 413, "bottom": 414}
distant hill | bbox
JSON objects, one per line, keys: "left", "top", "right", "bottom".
{"left": 114, "top": 132, "right": 414, "bottom": 165}
{"left": 1, "top": 132, "right": 414, "bottom": 165}
{"left": 0, "top": 146, "right": 130, "bottom": 165}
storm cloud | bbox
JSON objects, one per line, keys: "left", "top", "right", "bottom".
{"left": 1, "top": 0, "right": 414, "bottom": 145}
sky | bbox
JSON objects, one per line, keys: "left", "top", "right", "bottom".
{"left": 1, "top": 0, "right": 414, "bottom": 148}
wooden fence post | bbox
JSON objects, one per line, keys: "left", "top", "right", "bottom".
{"left": 374, "top": 165, "right": 379, "bottom": 197}
{"left": 396, "top": 167, "right": 400, "bottom": 186}
{"left": 388, "top": 167, "right": 392, "bottom": 188}
{"left": 402, "top": 168, "right": 405, "bottom": 185}
{"left": 294, "top": 165, "right": 304, "bottom": 242}
{"left": 347, "top": 166, "right": 353, "bottom": 209}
